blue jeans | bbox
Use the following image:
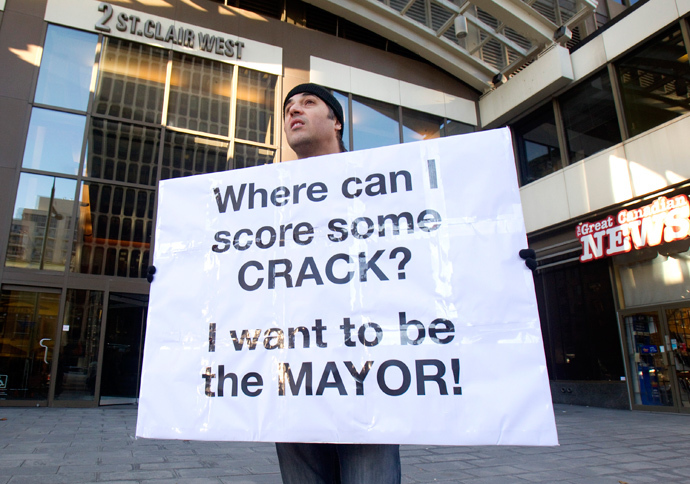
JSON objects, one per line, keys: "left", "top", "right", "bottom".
{"left": 276, "top": 443, "right": 401, "bottom": 484}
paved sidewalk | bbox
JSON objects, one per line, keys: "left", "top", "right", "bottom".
{"left": 1, "top": 404, "right": 689, "bottom": 484}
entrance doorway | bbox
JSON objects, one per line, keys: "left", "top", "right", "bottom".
{"left": 622, "top": 306, "right": 690, "bottom": 411}
{"left": 99, "top": 293, "right": 148, "bottom": 405}
{"left": 0, "top": 289, "right": 60, "bottom": 403}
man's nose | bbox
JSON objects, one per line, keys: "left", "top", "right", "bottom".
{"left": 287, "top": 102, "right": 303, "bottom": 115}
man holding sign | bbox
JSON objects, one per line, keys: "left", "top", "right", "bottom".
{"left": 276, "top": 84, "right": 401, "bottom": 483}
{"left": 137, "top": 81, "right": 557, "bottom": 484}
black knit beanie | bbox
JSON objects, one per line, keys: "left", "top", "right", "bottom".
{"left": 283, "top": 83, "right": 344, "bottom": 127}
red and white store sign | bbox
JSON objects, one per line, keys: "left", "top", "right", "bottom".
{"left": 577, "top": 195, "right": 690, "bottom": 263}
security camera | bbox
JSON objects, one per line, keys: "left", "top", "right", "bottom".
{"left": 454, "top": 15, "right": 468, "bottom": 40}
{"left": 554, "top": 25, "right": 573, "bottom": 45}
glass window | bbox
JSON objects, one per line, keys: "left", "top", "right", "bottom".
{"left": 402, "top": 108, "right": 443, "bottom": 143}
{"left": 95, "top": 38, "right": 167, "bottom": 124}
{"left": 352, "top": 95, "right": 400, "bottom": 150}
{"left": 5, "top": 173, "right": 77, "bottom": 271}
{"left": 233, "top": 143, "right": 275, "bottom": 169}
{"left": 333, "top": 91, "right": 350, "bottom": 151}
{"left": 168, "top": 53, "right": 232, "bottom": 136}
{"left": 161, "top": 131, "right": 229, "bottom": 180}
{"left": 86, "top": 119, "right": 160, "bottom": 186}
{"left": 512, "top": 103, "right": 561, "bottom": 185}
{"left": 617, "top": 26, "right": 690, "bottom": 137}
{"left": 71, "top": 182, "right": 153, "bottom": 278}
{"left": 55, "top": 289, "right": 103, "bottom": 401}
{"left": 35, "top": 25, "right": 98, "bottom": 111}
{"left": 560, "top": 70, "right": 621, "bottom": 163}
{"left": 443, "top": 120, "right": 474, "bottom": 137}
{"left": 22, "top": 108, "right": 86, "bottom": 175}
{"left": 235, "top": 68, "right": 277, "bottom": 144}
{"left": 0, "top": 290, "right": 60, "bottom": 400}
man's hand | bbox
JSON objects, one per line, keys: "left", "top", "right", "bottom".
{"left": 519, "top": 249, "right": 537, "bottom": 271}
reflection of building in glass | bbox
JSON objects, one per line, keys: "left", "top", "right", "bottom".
{"left": 6, "top": 198, "right": 73, "bottom": 271}
{"left": 73, "top": 182, "right": 154, "bottom": 278}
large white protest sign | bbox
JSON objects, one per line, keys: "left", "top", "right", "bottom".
{"left": 136, "top": 128, "right": 558, "bottom": 446}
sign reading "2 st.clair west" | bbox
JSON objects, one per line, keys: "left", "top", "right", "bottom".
{"left": 94, "top": 3, "right": 244, "bottom": 59}
{"left": 577, "top": 195, "right": 690, "bottom": 262}
{"left": 44, "top": 0, "right": 283, "bottom": 76}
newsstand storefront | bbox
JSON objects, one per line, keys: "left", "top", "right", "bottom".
{"left": 585, "top": 187, "right": 690, "bottom": 412}
{"left": 533, "top": 183, "right": 690, "bottom": 413}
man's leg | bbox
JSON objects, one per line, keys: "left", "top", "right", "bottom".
{"left": 276, "top": 442, "right": 340, "bottom": 484}
{"left": 336, "top": 444, "right": 401, "bottom": 484}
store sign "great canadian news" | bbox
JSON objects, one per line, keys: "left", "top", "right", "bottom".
{"left": 94, "top": 2, "right": 245, "bottom": 59}
{"left": 577, "top": 195, "right": 690, "bottom": 262}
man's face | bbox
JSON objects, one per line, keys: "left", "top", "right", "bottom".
{"left": 284, "top": 92, "right": 342, "bottom": 158}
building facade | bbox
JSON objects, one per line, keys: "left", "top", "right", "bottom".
{"left": 0, "top": 0, "right": 688, "bottom": 413}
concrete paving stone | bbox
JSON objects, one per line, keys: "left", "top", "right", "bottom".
{"left": 616, "top": 460, "right": 663, "bottom": 472}
{"left": 139, "top": 461, "right": 208, "bottom": 471}
{"left": 399, "top": 456, "right": 429, "bottom": 465}
{"left": 416, "top": 452, "right": 479, "bottom": 464}
{"left": 596, "top": 445, "right": 645, "bottom": 455}
{"left": 175, "top": 467, "right": 248, "bottom": 478}
{"left": 2, "top": 465, "right": 60, "bottom": 476}
{"left": 56, "top": 464, "right": 132, "bottom": 474}
{"left": 511, "top": 470, "right": 588, "bottom": 482}
{"left": 403, "top": 469, "right": 477, "bottom": 482}
{"left": 600, "top": 453, "right": 649, "bottom": 464}
{"left": 413, "top": 460, "right": 480, "bottom": 472}
{"left": 220, "top": 476, "right": 282, "bottom": 484}
{"left": 8, "top": 476, "right": 96, "bottom": 484}
{"left": 97, "top": 455, "right": 165, "bottom": 465}
{"left": 146, "top": 479, "right": 224, "bottom": 484}
{"left": 565, "top": 465, "right": 626, "bottom": 477}
{"left": 653, "top": 456, "right": 690, "bottom": 467}
{"left": 97, "top": 470, "right": 176, "bottom": 481}
{"left": 564, "top": 478, "right": 637, "bottom": 484}
{"left": 163, "top": 455, "right": 216, "bottom": 463}
{"left": 513, "top": 459, "right": 588, "bottom": 473}
{"left": 638, "top": 449, "right": 686, "bottom": 459}
{"left": 510, "top": 446, "right": 561, "bottom": 455}
{"left": 243, "top": 465, "right": 281, "bottom": 475}
{"left": 452, "top": 475, "right": 527, "bottom": 484}
{"left": 462, "top": 465, "right": 529, "bottom": 478}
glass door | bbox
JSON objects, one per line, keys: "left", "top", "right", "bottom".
{"left": 623, "top": 306, "right": 690, "bottom": 412}
{"left": 665, "top": 307, "right": 690, "bottom": 410}
{"left": 99, "top": 292, "right": 148, "bottom": 405}
{"left": 0, "top": 289, "right": 60, "bottom": 403}
{"left": 623, "top": 311, "right": 674, "bottom": 407}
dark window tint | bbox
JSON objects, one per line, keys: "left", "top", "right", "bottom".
{"left": 160, "top": 131, "right": 228, "bottom": 180}
{"left": 95, "top": 38, "right": 167, "bottom": 124}
{"left": 71, "top": 181, "right": 153, "bottom": 278}
{"left": 512, "top": 103, "right": 561, "bottom": 185}
{"left": 560, "top": 69, "right": 621, "bottom": 164}
{"left": 617, "top": 26, "right": 690, "bottom": 137}
{"left": 86, "top": 119, "right": 160, "bottom": 186}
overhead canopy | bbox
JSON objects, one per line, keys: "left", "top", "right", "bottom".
{"left": 304, "top": 0, "right": 598, "bottom": 91}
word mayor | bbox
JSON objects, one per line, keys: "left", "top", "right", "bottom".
{"left": 577, "top": 195, "right": 689, "bottom": 262}
{"left": 201, "top": 314, "right": 462, "bottom": 398}
{"left": 201, "top": 358, "right": 462, "bottom": 398}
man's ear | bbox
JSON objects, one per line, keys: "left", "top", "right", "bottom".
{"left": 334, "top": 119, "right": 342, "bottom": 132}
